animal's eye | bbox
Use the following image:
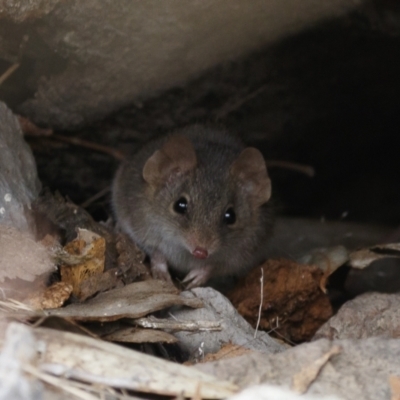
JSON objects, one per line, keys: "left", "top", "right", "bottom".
{"left": 173, "top": 197, "right": 188, "bottom": 214}
{"left": 224, "top": 207, "right": 236, "bottom": 225}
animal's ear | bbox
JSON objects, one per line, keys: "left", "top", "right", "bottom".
{"left": 143, "top": 135, "right": 197, "bottom": 186}
{"left": 230, "top": 147, "right": 271, "bottom": 207}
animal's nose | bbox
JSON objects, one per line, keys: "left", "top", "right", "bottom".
{"left": 192, "top": 247, "right": 208, "bottom": 259}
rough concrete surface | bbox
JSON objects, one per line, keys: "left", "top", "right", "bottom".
{"left": 0, "top": 0, "right": 363, "bottom": 129}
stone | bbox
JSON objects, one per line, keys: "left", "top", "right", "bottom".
{"left": 171, "top": 287, "right": 286, "bottom": 357}
{"left": 0, "top": 101, "right": 40, "bottom": 232}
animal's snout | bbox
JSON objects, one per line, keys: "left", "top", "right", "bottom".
{"left": 192, "top": 247, "right": 209, "bottom": 259}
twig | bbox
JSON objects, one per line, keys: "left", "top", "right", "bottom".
{"left": 53, "top": 134, "right": 125, "bottom": 161}
{"left": 18, "top": 116, "right": 53, "bottom": 137}
{"left": 80, "top": 186, "right": 111, "bottom": 208}
{"left": 266, "top": 317, "right": 297, "bottom": 346}
{"left": 214, "top": 85, "right": 267, "bottom": 120}
{"left": 23, "top": 363, "right": 99, "bottom": 400}
{"left": 254, "top": 267, "right": 264, "bottom": 339}
{"left": 0, "top": 298, "right": 35, "bottom": 312}
{"left": 0, "top": 63, "right": 20, "bottom": 86}
{"left": 266, "top": 160, "right": 315, "bottom": 177}
{"left": 133, "top": 316, "right": 222, "bottom": 332}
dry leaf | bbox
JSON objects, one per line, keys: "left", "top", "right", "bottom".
{"left": 292, "top": 345, "right": 341, "bottom": 394}
{"left": 298, "top": 246, "right": 349, "bottom": 293}
{"left": 60, "top": 228, "right": 105, "bottom": 299}
{"left": 115, "top": 232, "right": 149, "bottom": 279}
{"left": 45, "top": 279, "right": 203, "bottom": 321}
{"left": 26, "top": 282, "right": 73, "bottom": 310}
{"left": 349, "top": 243, "right": 400, "bottom": 269}
{"left": 193, "top": 383, "right": 202, "bottom": 400}
{"left": 78, "top": 267, "right": 122, "bottom": 301}
{"left": 103, "top": 327, "right": 177, "bottom": 343}
{"left": 390, "top": 375, "right": 400, "bottom": 400}
{"left": 40, "top": 282, "right": 73, "bottom": 309}
{"left": 300, "top": 246, "right": 349, "bottom": 273}
{"left": 202, "top": 343, "right": 252, "bottom": 363}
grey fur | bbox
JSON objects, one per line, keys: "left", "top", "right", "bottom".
{"left": 112, "top": 125, "right": 273, "bottom": 281}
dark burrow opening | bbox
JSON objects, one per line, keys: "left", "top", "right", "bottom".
{"left": 24, "top": 12, "right": 400, "bottom": 229}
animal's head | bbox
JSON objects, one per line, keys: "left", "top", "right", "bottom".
{"left": 142, "top": 135, "right": 271, "bottom": 261}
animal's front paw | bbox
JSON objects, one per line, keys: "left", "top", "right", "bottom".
{"left": 150, "top": 251, "right": 173, "bottom": 285}
{"left": 151, "top": 265, "right": 173, "bottom": 284}
{"left": 182, "top": 266, "right": 212, "bottom": 289}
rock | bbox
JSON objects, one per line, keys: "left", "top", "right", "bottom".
{"left": 0, "top": 225, "right": 54, "bottom": 284}
{"left": 314, "top": 292, "right": 400, "bottom": 340}
{"left": 0, "top": 0, "right": 363, "bottom": 129}
{"left": 171, "top": 287, "right": 286, "bottom": 357}
{"left": 227, "top": 384, "right": 341, "bottom": 400}
{"left": 0, "top": 102, "right": 40, "bottom": 232}
{"left": 266, "top": 217, "right": 390, "bottom": 261}
{"left": 195, "top": 336, "right": 400, "bottom": 400}
{"left": 0, "top": 0, "right": 59, "bottom": 22}
{"left": 0, "top": 102, "right": 56, "bottom": 300}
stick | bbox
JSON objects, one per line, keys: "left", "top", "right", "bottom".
{"left": 266, "top": 160, "right": 315, "bottom": 177}
{"left": 0, "top": 63, "right": 20, "bottom": 86}
{"left": 53, "top": 134, "right": 125, "bottom": 161}
{"left": 254, "top": 267, "right": 264, "bottom": 339}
